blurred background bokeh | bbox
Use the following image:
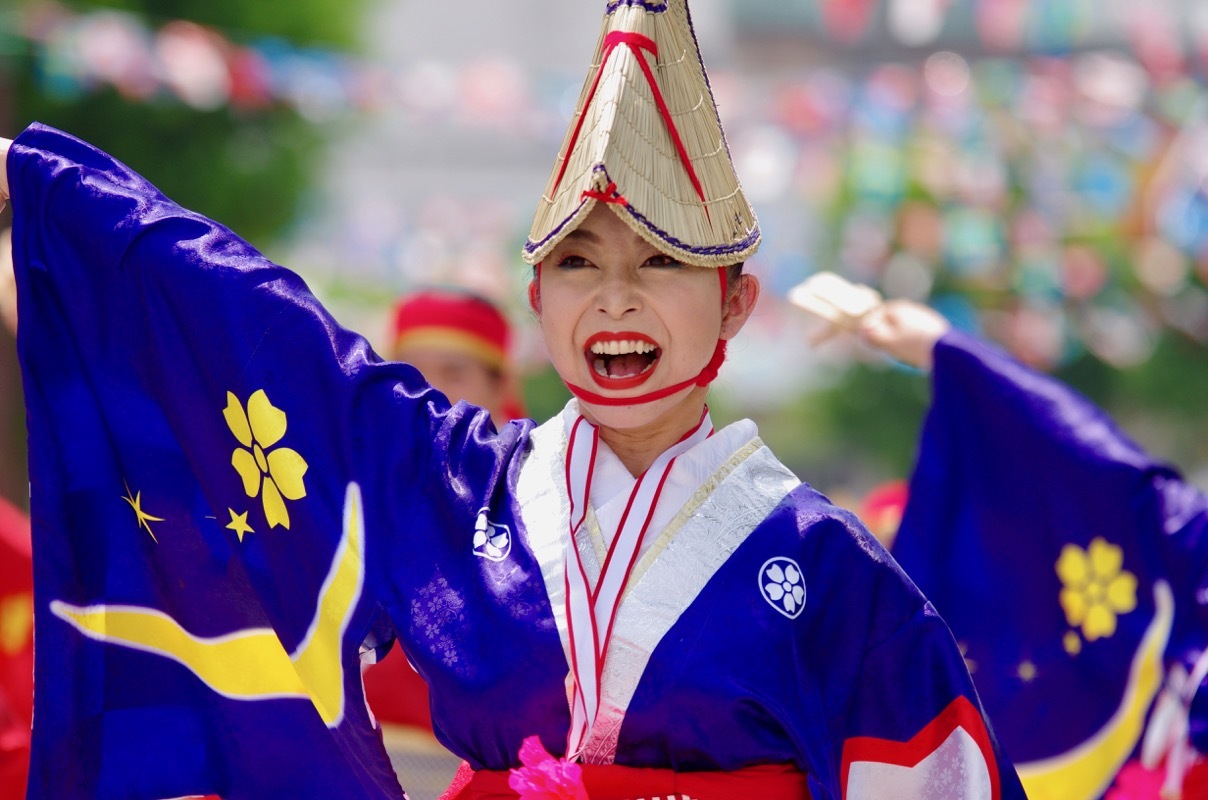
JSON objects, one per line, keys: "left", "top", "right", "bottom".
{"left": 2, "top": 0, "right": 1208, "bottom": 564}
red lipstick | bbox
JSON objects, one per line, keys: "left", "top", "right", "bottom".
{"left": 583, "top": 331, "right": 661, "bottom": 391}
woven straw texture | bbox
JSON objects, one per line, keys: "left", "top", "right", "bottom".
{"left": 524, "top": 0, "right": 760, "bottom": 268}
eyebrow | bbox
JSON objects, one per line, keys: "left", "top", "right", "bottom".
{"left": 563, "top": 229, "right": 602, "bottom": 244}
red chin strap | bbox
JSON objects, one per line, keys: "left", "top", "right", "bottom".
{"left": 555, "top": 267, "right": 731, "bottom": 408}
{"left": 565, "top": 338, "right": 728, "bottom": 407}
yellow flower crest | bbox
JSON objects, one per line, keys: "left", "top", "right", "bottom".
{"left": 1056, "top": 537, "right": 1137, "bottom": 643}
{"left": 223, "top": 390, "right": 309, "bottom": 530}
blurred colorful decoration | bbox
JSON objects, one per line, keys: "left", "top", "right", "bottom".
{"left": 820, "top": 0, "right": 878, "bottom": 43}
{"left": 34, "top": 10, "right": 290, "bottom": 116}
{"left": 975, "top": 0, "right": 1030, "bottom": 53}
{"left": 9, "top": 0, "right": 1208, "bottom": 420}
{"left": 8, "top": 2, "right": 545, "bottom": 127}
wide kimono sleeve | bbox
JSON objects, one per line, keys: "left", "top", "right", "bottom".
{"left": 795, "top": 506, "right": 1025, "bottom": 800}
{"left": 893, "top": 328, "right": 1208, "bottom": 800}
{"left": 9, "top": 123, "right": 528, "bottom": 799}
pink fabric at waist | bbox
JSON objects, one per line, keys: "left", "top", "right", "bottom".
{"left": 445, "top": 761, "right": 810, "bottom": 800}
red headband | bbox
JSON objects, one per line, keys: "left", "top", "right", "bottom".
{"left": 392, "top": 289, "right": 511, "bottom": 369}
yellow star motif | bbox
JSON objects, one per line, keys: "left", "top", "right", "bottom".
{"left": 53, "top": 482, "right": 368, "bottom": 728}
{"left": 225, "top": 509, "right": 254, "bottom": 542}
{"left": 1017, "top": 660, "right": 1038, "bottom": 683}
{"left": 122, "top": 485, "right": 165, "bottom": 543}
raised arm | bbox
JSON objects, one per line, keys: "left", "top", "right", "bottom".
{"left": 10, "top": 121, "right": 540, "bottom": 627}
{"left": 9, "top": 124, "right": 526, "bottom": 797}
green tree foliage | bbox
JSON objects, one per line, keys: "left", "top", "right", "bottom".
{"left": 7, "top": 0, "right": 366, "bottom": 246}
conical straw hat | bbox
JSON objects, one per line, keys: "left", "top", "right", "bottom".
{"left": 523, "top": 0, "right": 760, "bottom": 268}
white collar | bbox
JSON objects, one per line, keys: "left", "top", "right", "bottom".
{"left": 557, "top": 399, "right": 758, "bottom": 553}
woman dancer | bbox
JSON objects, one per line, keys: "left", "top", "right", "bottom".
{"left": 2, "top": 2, "right": 1024, "bottom": 798}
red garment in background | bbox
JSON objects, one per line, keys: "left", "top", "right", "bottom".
{"left": 363, "top": 647, "right": 434, "bottom": 731}
{"left": 1185, "top": 760, "right": 1208, "bottom": 797}
{"left": 0, "top": 496, "right": 32, "bottom": 798}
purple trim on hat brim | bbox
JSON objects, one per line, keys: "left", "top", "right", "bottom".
{"left": 525, "top": 200, "right": 590, "bottom": 259}
{"left": 606, "top": 0, "right": 668, "bottom": 13}
{"left": 524, "top": 165, "right": 760, "bottom": 262}
{"left": 623, "top": 196, "right": 760, "bottom": 258}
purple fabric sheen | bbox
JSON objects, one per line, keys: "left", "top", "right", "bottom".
{"left": 895, "top": 328, "right": 1208, "bottom": 766}
{"left": 1153, "top": 474, "right": 1208, "bottom": 755}
{"left": 12, "top": 122, "right": 559, "bottom": 798}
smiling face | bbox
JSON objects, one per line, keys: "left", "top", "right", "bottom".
{"left": 536, "top": 205, "right": 759, "bottom": 433}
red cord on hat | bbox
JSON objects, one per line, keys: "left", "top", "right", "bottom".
{"left": 551, "top": 31, "right": 708, "bottom": 216}
{"left": 581, "top": 181, "right": 628, "bottom": 206}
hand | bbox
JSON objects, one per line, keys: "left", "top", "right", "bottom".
{"left": 858, "top": 299, "right": 951, "bottom": 371}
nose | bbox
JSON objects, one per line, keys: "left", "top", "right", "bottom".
{"left": 595, "top": 270, "right": 641, "bottom": 320}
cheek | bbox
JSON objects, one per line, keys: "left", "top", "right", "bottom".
{"left": 662, "top": 283, "right": 722, "bottom": 340}
{"left": 538, "top": 307, "right": 581, "bottom": 371}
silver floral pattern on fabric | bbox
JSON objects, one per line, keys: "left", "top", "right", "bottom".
{"left": 410, "top": 575, "right": 467, "bottom": 669}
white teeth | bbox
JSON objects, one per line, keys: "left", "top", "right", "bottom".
{"left": 589, "top": 339, "right": 657, "bottom": 356}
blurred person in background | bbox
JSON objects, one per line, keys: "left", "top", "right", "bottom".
{"left": 387, "top": 288, "right": 525, "bottom": 429}
{"left": 818, "top": 295, "right": 1208, "bottom": 800}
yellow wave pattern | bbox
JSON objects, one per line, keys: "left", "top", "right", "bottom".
{"left": 1017, "top": 580, "right": 1174, "bottom": 800}
{"left": 51, "top": 482, "right": 366, "bottom": 728}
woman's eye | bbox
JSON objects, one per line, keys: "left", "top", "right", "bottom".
{"left": 556, "top": 255, "right": 592, "bottom": 269}
{"left": 644, "top": 255, "right": 683, "bottom": 269}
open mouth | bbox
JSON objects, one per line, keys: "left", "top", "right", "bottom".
{"left": 584, "top": 332, "right": 661, "bottom": 390}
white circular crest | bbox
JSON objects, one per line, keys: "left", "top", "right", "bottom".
{"left": 472, "top": 507, "right": 511, "bottom": 562}
{"left": 759, "top": 557, "right": 806, "bottom": 619}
